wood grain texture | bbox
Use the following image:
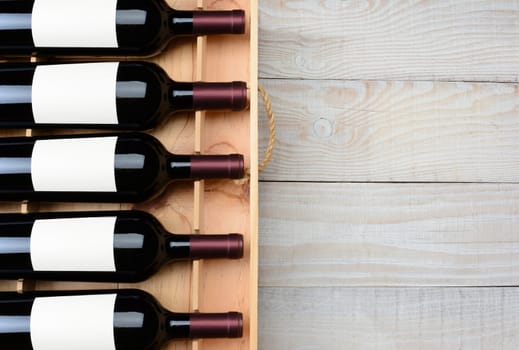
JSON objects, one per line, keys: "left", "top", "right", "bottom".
{"left": 259, "top": 287, "right": 519, "bottom": 350}
{"left": 0, "top": 2, "right": 256, "bottom": 350}
{"left": 259, "top": 0, "right": 519, "bottom": 81}
{"left": 256, "top": 1, "right": 519, "bottom": 349}
{"left": 259, "top": 182, "right": 519, "bottom": 287}
{"left": 258, "top": 79, "right": 519, "bottom": 182}
{"left": 248, "top": 3, "right": 260, "bottom": 350}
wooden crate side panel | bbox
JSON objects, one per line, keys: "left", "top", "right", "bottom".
{"left": 248, "top": 1, "right": 259, "bottom": 349}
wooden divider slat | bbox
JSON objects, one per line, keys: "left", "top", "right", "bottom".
{"left": 191, "top": 3, "right": 207, "bottom": 349}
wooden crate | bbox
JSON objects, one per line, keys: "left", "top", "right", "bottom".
{"left": 0, "top": 1, "right": 258, "bottom": 350}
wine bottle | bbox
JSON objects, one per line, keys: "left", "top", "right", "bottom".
{"left": 0, "top": 132, "right": 244, "bottom": 202}
{"left": 0, "top": 0, "right": 245, "bottom": 57}
{"left": 0, "top": 289, "right": 243, "bottom": 350}
{"left": 0, "top": 210, "right": 243, "bottom": 282}
{"left": 0, "top": 61, "right": 248, "bottom": 130}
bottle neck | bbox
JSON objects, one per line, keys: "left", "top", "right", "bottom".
{"left": 165, "top": 234, "right": 190, "bottom": 260}
{"left": 166, "top": 154, "right": 244, "bottom": 180}
{"left": 166, "top": 313, "right": 191, "bottom": 339}
{"left": 165, "top": 234, "right": 244, "bottom": 260}
{"left": 166, "top": 155, "right": 192, "bottom": 179}
{"left": 169, "top": 82, "right": 248, "bottom": 112}
{"left": 168, "top": 9, "right": 246, "bottom": 36}
{"left": 166, "top": 312, "right": 243, "bottom": 339}
{"left": 168, "top": 82, "right": 194, "bottom": 112}
{"left": 168, "top": 10, "right": 195, "bottom": 36}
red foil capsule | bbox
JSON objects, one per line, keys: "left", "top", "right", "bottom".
{"left": 190, "top": 312, "right": 243, "bottom": 338}
{"left": 190, "top": 233, "right": 244, "bottom": 259}
{"left": 193, "top": 82, "right": 248, "bottom": 111}
{"left": 190, "top": 154, "right": 244, "bottom": 179}
{"left": 193, "top": 10, "right": 246, "bottom": 35}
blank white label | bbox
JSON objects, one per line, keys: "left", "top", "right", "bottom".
{"left": 30, "top": 217, "right": 116, "bottom": 271}
{"left": 31, "top": 137, "right": 117, "bottom": 192}
{"left": 32, "top": 0, "right": 118, "bottom": 47}
{"left": 32, "top": 63, "right": 119, "bottom": 125}
{"left": 30, "top": 294, "right": 117, "bottom": 350}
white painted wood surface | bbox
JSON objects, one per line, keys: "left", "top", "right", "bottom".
{"left": 259, "top": 0, "right": 519, "bottom": 81}
{"left": 258, "top": 79, "right": 519, "bottom": 182}
{"left": 259, "top": 287, "right": 519, "bottom": 350}
{"left": 257, "top": 1, "right": 519, "bottom": 348}
{"left": 259, "top": 182, "right": 519, "bottom": 287}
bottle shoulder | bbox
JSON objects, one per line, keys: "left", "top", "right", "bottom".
{"left": 113, "top": 212, "right": 167, "bottom": 273}
{"left": 116, "top": 62, "right": 171, "bottom": 130}
{"left": 113, "top": 288, "right": 167, "bottom": 349}
{"left": 115, "top": 0, "right": 172, "bottom": 55}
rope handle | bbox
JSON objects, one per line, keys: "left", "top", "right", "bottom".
{"left": 258, "top": 85, "right": 276, "bottom": 172}
{"left": 233, "top": 85, "right": 276, "bottom": 185}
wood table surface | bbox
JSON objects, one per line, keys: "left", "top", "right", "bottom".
{"left": 257, "top": 1, "right": 519, "bottom": 349}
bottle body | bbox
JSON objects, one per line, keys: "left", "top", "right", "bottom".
{"left": 0, "top": 0, "right": 245, "bottom": 57}
{"left": 0, "top": 289, "right": 243, "bottom": 350}
{"left": 0, "top": 210, "right": 243, "bottom": 282}
{"left": 0, "top": 132, "right": 244, "bottom": 202}
{"left": 0, "top": 61, "right": 247, "bottom": 130}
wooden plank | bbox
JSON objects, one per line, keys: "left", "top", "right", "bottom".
{"left": 195, "top": 1, "right": 257, "bottom": 349}
{"left": 258, "top": 79, "right": 519, "bottom": 182}
{"left": 248, "top": 1, "right": 260, "bottom": 349}
{"left": 259, "top": 0, "right": 519, "bottom": 81}
{"left": 260, "top": 182, "right": 519, "bottom": 287}
{"left": 259, "top": 287, "right": 519, "bottom": 350}
{"left": 191, "top": 7, "right": 206, "bottom": 350}
{"left": 0, "top": 281, "right": 18, "bottom": 292}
